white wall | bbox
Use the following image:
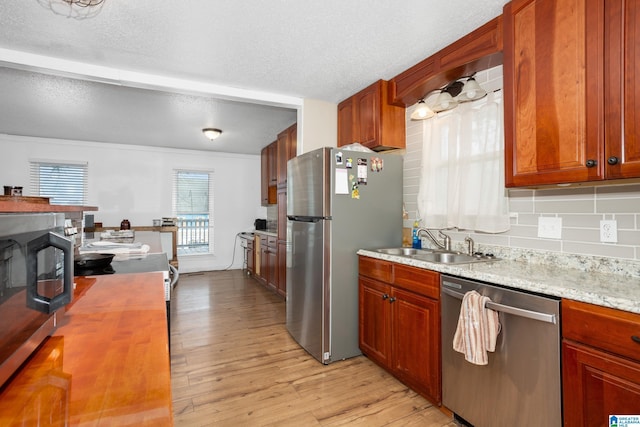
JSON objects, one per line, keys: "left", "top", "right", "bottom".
{"left": 0, "top": 134, "right": 261, "bottom": 272}
{"left": 298, "top": 98, "right": 337, "bottom": 154}
{"left": 403, "top": 66, "right": 640, "bottom": 261}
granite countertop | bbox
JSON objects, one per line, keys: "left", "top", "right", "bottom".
{"left": 357, "top": 249, "right": 640, "bottom": 315}
{"left": 254, "top": 229, "right": 278, "bottom": 237}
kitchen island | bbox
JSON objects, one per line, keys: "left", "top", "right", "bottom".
{"left": 0, "top": 272, "right": 173, "bottom": 426}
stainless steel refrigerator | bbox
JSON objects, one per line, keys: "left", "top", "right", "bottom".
{"left": 286, "top": 147, "right": 402, "bottom": 364}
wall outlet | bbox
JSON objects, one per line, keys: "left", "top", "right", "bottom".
{"left": 538, "top": 217, "right": 562, "bottom": 239}
{"left": 600, "top": 220, "right": 618, "bottom": 243}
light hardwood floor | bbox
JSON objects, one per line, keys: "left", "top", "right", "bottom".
{"left": 170, "top": 270, "right": 455, "bottom": 427}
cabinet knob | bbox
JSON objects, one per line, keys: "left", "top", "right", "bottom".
{"left": 607, "top": 156, "right": 619, "bottom": 165}
{"left": 389, "top": 297, "right": 397, "bottom": 303}
{"left": 632, "top": 335, "right": 640, "bottom": 344}
{"left": 585, "top": 159, "right": 598, "bottom": 168}
{"left": 382, "top": 294, "right": 389, "bottom": 300}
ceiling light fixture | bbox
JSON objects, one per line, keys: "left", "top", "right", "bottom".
{"left": 410, "top": 99, "right": 435, "bottom": 120}
{"left": 202, "top": 128, "right": 223, "bottom": 141}
{"left": 411, "top": 74, "right": 488, "bottom": 119}
{"left": 456, "top": 77, "right": 487, "bottom": 103}
{"left": 37, "top": 0, "right": 106, "bottom": 20}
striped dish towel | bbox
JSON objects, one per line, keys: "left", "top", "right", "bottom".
{"left": 453, "top": 290, "right": 501, "bottom": 365}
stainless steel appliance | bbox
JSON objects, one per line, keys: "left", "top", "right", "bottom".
{"left": 0, "top": 213, "right": 73, "bottom": 387}
{"left": 286, "top": 147, "right": 402, "bottom": 364}
{"left": 441, "top": 275, "right": 562, "bottom": 427}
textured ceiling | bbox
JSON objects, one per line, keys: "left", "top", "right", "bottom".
{"left": 0, "top": 0, "right": 509, "bottom": 154}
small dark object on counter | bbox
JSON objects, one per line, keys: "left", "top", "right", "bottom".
{"left": 120, "top": 219, "right": 131, "bottom": 230}
{"left": 74, "top": 253, "right": 115, "bottom": 270}
{"left": 254, "top": 219, "right": 267, "bottom": 230}
{"left": 3, "top": 186, "right": 22, "bottom": 196}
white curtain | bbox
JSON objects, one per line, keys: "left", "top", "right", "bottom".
{"left": 416, "top": 90, "right": 510, "bottom": 233}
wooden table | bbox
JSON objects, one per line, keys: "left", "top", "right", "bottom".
{"left": 0, "top": 273, "right": 173, "bottom": 426}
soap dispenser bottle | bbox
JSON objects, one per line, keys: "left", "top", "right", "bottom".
{"left": 412, "top": 220, "right": 421, "bottom": 249}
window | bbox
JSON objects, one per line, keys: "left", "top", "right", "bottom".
{"left": 416, "top": 90, "right": 510, "bottom": 233}
{"left": 172, "top": 170, "right": 214, "bottom": 255}
{"left": 30, "top": 161, "right": 88, "bottom": 205}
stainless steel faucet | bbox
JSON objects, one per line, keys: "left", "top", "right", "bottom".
{"left": 417, "top": 228, "right": 452, "bottom": 251}
{"left": 464, "top": 236, "right": 475, "bottom": 256}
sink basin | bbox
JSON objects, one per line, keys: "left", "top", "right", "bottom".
{"left": 413, "top": 252, "right": 492, "bottom": 264}
{"left": 374, "top": 248, "right": 499, "bottom": 264}
{"left": 376, "top": 248, "right": 434, "bottom": 256}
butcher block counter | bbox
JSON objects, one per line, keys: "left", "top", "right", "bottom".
{"left": 0, "top": 273, "right": 173, "bottom": 426}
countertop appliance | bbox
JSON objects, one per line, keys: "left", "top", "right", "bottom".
{"left": 441, "top": 275, "right": 562, "bottom": 426}
{"left": 0, "top": 212, "right": 73, "bottom": 388}
{"left": 286, "top": 147, "right": 402, "bottom": 364}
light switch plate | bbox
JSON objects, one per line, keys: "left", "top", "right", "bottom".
{"left": 538, "top": 217, "right": 562, "bottom": 239}
{"left": 600, "top": 220, "right": 618, "bottom": 243}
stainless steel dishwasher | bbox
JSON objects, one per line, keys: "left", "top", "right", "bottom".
{"left": 441, "top": 275, "right": 561, "bottom": 427}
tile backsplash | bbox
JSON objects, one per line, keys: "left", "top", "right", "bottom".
{"left": 404, "top": 65, "right": 640, "bottom": 262}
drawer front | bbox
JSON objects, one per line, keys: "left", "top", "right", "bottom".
{"left": 267, "top": 236, "right": 277, "bottom": 247}
{"left": 392, "top": 264, "right": 440, "bottom": 300}
{"left": 358, "top": 256, "right": 392, "bottom": 283}
{"left": 563, "top": 299, "right": 640, "bottom": 362}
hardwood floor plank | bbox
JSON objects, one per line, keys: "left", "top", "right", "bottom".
{"left": 170, "top": 270, "right": 453, "bottom": 426}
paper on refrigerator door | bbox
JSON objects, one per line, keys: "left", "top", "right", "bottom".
{"left": 335, "top": 168, "right": 349, "bottom": 194}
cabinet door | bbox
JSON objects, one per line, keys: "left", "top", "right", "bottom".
{"left": 260, "top": 146, "right": 269, "bottom": 206}
{"left": 277, "top": 189, "right": 287, "bottom": 241}
{"left": 563, "top": 340, "right": 640, "bottom": 426}
{"left": 276, "top": 240, "right": 286, "bottom": 297}
{"left": 392, "top": 287, "right": 441, "bottom": 405}
{"left": 355, "top": 84, "right": 379, "bottom": 148}
{"left": 338, "top": 98, "right": 355, "bottom": 147}
{"left": 358, "top": 276, "right": 392, "bottom": 368}
{"left": 503, "top": 0, "right": 604, "bottom": 186}
{"left": 246, "top": 239, "right": 255, "bottom": 275}
{"left": 604, "top": 0, "right": 640, "bottom": 179}
{"left": 267, "top": 245, "right": 277, "bottom": 292}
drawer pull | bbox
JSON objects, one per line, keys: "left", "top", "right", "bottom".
{"left": 382, "top": 294, "right": 389, "bottom": 300}
{"left": 632, "top": 335, "right": 640, "bottom": 344}
{"left": 389, "top": 297, "right": 397, "bottom": 303}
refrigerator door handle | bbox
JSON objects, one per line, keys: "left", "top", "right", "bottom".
{"left": 287, "top": 216, "right": 327, "bottom": 222}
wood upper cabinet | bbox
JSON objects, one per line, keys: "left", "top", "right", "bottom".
{"left": 562, "top": 299, "right": 640, "bottom": 426}
{"left": 277, "top": 123, "right": 297, "bottom": 189}
{"left": 504, "top": 0, "right": 640, "bottom": 186}
{"left": 604, "top": 0, "right": 640, "bottom": 179}
{"left": 358, "top": 256, "right": 441, "bottom": 406}
{"left": 338, "top": 80, "right": 405, "bottom": 151}
{"left": 261, "top": 142, "right": 277, "bottom": 206}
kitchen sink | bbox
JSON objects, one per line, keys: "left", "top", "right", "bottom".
{"left": 374, "top": 248, "right": 499, "bottom": 264}
{"left": 375, "top": 247, "right": 435, "bottom": 256}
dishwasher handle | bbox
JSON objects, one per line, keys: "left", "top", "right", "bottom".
{"left": 442, "top": 285, "right": 557, "bottom": 325}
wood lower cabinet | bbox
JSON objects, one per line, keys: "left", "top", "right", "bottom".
{"left": 338, "top": 80, "right": 405, "bottom": 151}
{"left": 276, "top": 240, "right": 287, "bottom": 297}
{"left": 246, "top": 237, "right": 255, "bottom": 275}
{"left": 504, "top": 0, "right": 640, "bottom": 186}
{"left": 257, "top": 235, "right": 277, "bottom": 292}
{"left": 358, "top": 256, "right": 441, "bottom": 405}
{"left": 562, "top": 299, "right": 640, "bottom": 426}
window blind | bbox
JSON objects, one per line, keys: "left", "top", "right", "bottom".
{"left": 29, "top": 161, "right": 88, "bottom": 205}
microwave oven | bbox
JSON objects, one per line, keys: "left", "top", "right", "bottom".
{"left": 0, "top": 212, "right": 73, "bottom": 388}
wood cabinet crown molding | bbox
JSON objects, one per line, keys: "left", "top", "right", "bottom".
{"left": 389, "top": 15, "right": 503, "bottom": 108}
